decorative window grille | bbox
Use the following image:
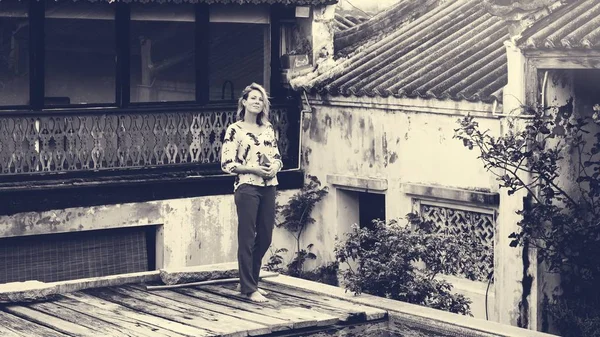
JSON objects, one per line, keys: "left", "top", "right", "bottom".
{"left": 412, "top": 199, "right": 495, "bottom": 282}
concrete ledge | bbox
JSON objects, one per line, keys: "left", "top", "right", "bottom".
{"left": 327, "top": 174, "right": 388, "bottom": 193}
{"left": 160, "top": 261, "right": 239, "bottom": 285}
{"left": 265, "top": 275, "right": 557, "bottom": 337}
{"left": 402, "top": 183, "right": 499, "bottom": 207}
{"left": 0, "top": 271, "right": 160, "bottom": 303}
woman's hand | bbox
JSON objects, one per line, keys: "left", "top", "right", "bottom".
{"left": 254, "top": 166, "right": 273, "bottom": 178}
{"left": 234, "top": 165, "right": 278, "bottom": 178}
{"left": 263, "top": 164, "right": 279, "bottom": 178}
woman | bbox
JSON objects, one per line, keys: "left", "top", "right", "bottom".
{"left": 221, "top": 83, "right": 283, "bottom": 303}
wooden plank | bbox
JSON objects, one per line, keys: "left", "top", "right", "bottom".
{"left": 173, "top": 286, "right": 318, "bottom": 330}
{"left": 112, "top": 286, "right": 271, "bottom": 337}
{"left": 256, "top": 282, "right": 387, "bottom": 321}
{"left": 221, "top": 283, "right": 362, "bottom": 323}
{"left": 196, "top": 284, "right": 339, "bottom": 327}
{"left": 81, "top": 289, "right": 218, "bottom": 337}
{"left": 84, "top": 287, "right": 249, "bottom": 337}
{"left": 62, "top": 292, "right": 201, "bottom": 337}
{"left": 148, "top": 273, "right": 279, "bottom": 291}
{"left": 129, "top": 284, "right": 291, "bottom": 332}
{"left": 27, "top": 300, "right": 150, "bottom": 337}
{"left": 264, "top": 274, "right": 391, "bottom": 317}
{"left": 0, "top": 310, "right": 67, "bottom": 337}
{"left": 55, "top": 293, "right": 185, "bottom": 337}
{"left": 4, "top": 305, "right": 98, "bottom": 337}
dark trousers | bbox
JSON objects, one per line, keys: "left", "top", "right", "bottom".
{"left": 234, "top": 184, "right": 276, "bottom": 294}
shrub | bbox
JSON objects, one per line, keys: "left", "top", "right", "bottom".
{"left": 335, "top": 217, "right": 473, "bottom": 316}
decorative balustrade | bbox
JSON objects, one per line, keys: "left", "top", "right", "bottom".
{"left": 0, "top": 103, "right": 297, "bottom": 178}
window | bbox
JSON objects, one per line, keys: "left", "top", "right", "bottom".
{"left": 0, "top": 2, "right": 29, "bottom": 106}
{"left": 0, "top": 1, "right": 279, "bottom": 109}
{"left": 45, "top": 2, "right": 116, "bottom": 106}
{"left": 209, "top": 23, "right": 268, "bottom": 101}
{"left": 130, "top": 3, "right": 195, "bottom": 103}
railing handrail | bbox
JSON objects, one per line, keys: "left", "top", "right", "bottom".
{"left": 0, "top": 100, "right": 294, "bottom": 118}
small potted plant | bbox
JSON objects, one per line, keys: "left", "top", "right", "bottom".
{"left": 280, "top": 38, "right": 312, "bottom": 71}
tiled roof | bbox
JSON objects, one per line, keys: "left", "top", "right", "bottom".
{"left": 61, "top": 0, "right": 337, "bottom": 4}
{"left": 334, "top": 12, "right": 369, "bottom": 32}
{"left": 518, "top": 0, "right": 600, "bottom": 49}
{"left": 297, "top": 0, "right": 509, "bottom": 103}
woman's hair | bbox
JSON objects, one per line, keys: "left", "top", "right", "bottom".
{"left": 236, "top": 82, "right": 271, "bottom": 126}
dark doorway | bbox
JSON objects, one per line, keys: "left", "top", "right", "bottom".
{"left": 359, "top": 192, "right": 386, "bottom": 229}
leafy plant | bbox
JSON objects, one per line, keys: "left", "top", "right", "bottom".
{"left": 299, "top": 261, "right": 340, "bottom": 286}
{"left": 264, "top": 246, "right": 287, "bottom": 274}
{"left": 335, "top": 217, "right": 473, "bottom": 316}
{"left": 454, "top": 101, "right": 600, "bottom": 335}
{"left": 275, "top": 174, "right": 328, "bottom": 277}
{"left": 264, "top": 245, "right": 339, "bottom": 285}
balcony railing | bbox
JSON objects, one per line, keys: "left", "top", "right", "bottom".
{"left": 0, "top": 102, "right": 299, "bottom": 180}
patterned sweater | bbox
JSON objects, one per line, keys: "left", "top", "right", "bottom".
{"left": 220, "top": 121, "right": 283, "bottom": 191}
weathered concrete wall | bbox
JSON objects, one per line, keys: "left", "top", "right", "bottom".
{"left": 537, "top": 69, "right": 600, "bottom": 332}
{"left": 297, "top": 95, "right": 503, "bottom": 321}
{"left": 0, "top": 190, "right": 297, "bottom": 270}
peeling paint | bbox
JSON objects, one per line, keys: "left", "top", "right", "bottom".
{"left": 302, "top": 115, "right": 311, "bottom": 132}
{"left": 302, "top": 146, "right": 312, "bottom": 166}
{"left": 133, "top": 203, "right": 161, "bottom": 221}
{"left": 337, "top": 110, "right": 353, "bottom": 140}
{"left": 309, "top": 111, "right": 329, "bottom": 144}
{"left": 383, "top": 133, "right": 389, "bottom": 167}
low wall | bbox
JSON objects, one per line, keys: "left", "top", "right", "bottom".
{"left": 0, "top": 190, "right": 298, "bottom": 270}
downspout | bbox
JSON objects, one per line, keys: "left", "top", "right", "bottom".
{"left": 541, "top": 70, "right": 549, "bottom": 108}
{"left": 491, "top": 98, "right": 499, "bottom": 116}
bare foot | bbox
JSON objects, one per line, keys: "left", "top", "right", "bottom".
{"left": 236, "top": 284, "right": 268, "bottom": 296}
{"left": 246, "top": 291, "right": 268, "bottom": 303}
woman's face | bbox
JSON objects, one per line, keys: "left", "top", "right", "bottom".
{"left": 243, "top": 90, "right": 265, "bottom": 116}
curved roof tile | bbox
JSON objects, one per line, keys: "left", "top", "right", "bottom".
{"left": 518, "top": 0, "right": 600, "bottom": 50}
{"left": 298, "top": 0, "right": 508, "bottom": 103}
{"left": 62, "top": 0, "right": 337, "bottom": 4}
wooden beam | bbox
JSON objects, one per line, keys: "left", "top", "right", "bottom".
{"left": 116, "top": 3, "right": 130, "bottom": 108}
{"left": 146, "top": 273, "right": 279, "bottom": 291}
{"left": 269, "top": 4, "right": 283, "bottom": 98}
{"left": 28, "top": 1, "right": 44, "bottom": 110}
{"left": 196, "top": 4, "right": 210, "bottom": 104}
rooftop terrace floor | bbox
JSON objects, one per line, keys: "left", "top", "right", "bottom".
{"left": 0, "top": 276, "right": 387, "bottom": 337}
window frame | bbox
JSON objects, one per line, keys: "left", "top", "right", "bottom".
{"left": 0, "top": 0, "right": 283, "bottom": 112}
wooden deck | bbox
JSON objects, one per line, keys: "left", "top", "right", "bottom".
{"left": 0, "top": 277, "right": 387, "bottom": 337}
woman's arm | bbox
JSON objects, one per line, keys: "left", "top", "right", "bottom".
{"left": 266, "top": 125, "right": 284, "bottom": 174}
{"left": 221, "top": 125, "right": 241, "bottom": 174}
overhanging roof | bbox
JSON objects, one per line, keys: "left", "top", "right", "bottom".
{"left": 51, "top": 0, "right": 338, "bottom": 4}
{"left": 518, "top": 0, "right": 600, "bottom": 50}
{"left": 295, "top": 0, "right": 508, "bottom": 103}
